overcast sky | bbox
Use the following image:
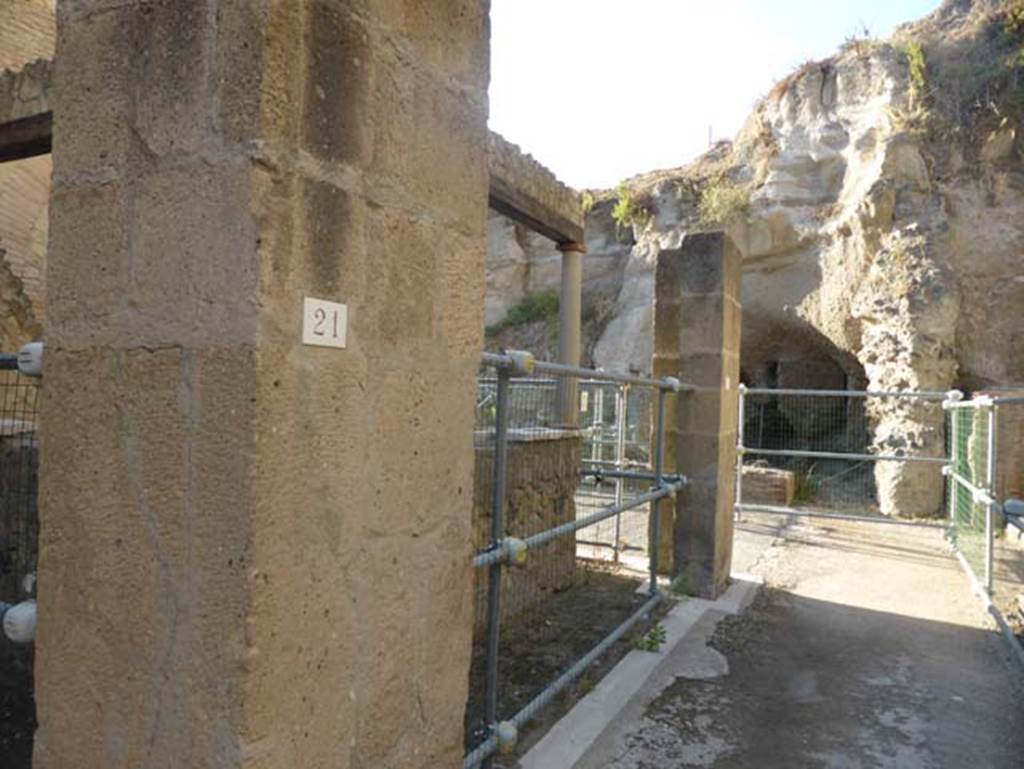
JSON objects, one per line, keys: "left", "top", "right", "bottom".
{"left": 489, "top": 0, "right": 941, "bottom": 190}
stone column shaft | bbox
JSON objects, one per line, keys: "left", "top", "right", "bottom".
{"left": 557, "top": 240, "right": 584, "bottom": 426}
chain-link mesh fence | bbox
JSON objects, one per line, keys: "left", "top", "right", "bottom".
{"left": 737, "top": 387, "right": 948, "bottom": 521}
{"left": 465, "top": 353, "right": 681, "bottom": 768}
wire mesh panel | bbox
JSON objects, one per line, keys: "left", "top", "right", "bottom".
{"left": 948, "top": 405, "right": 991, "bottom": 583}
{"left": 0, "top": 370, "right": 40, "bottom": 599}
{"left": 465, "top": 354, "right": 679, "bottom": 768}
{"left": 946, "top": 394, "right": 1024, "bottom": 663}
{"left": 737, "top": 388, "right": 948, "bottom": 521}
{"left": 0, "top": 366, "right": 40, "bottom": 767}
{"left": 575, "top": 381, "right": 654, "bottom": 562}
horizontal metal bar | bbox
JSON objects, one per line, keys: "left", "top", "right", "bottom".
{"left": 478, "top": 377, "right": 641, "bottom": 388}
{"left": 0, "top": 355, "right": 18, "bottom": 371}
{"left": 736, "top": 503, "right": 946, "bottom": 528}
{"left": 482, "top": 352, "right": 690, "bottom": 391}
{"left": 472, "top": 484, "right": 682, "bottom": 569}
{"left": 581, "top": 458, "right": 648, "bottom": 468}
{"left": 948, "top": 470, "right": 997, "bottom": 509}
{"left": 534, "top": 360, "right": 686, "bottom": 391}
{"left": 524, "top": 484, "right": 680, "bottom": 550}
{"left": 463, "top": 592, "right": 664, "bottom": 768}
{"left": 741, "top": 447, "right": 947, "bottom": 464}
{"left": 991, "top": 395, "right": 1024, "bottom": 405}
{"left": 742, "top": 387, "right": 949, "bottom": 399}
{"left": 580, "top": 467, "right": 684, "bottom": 484}
{"left": 944, "top": 399, "right": 994, "bottom": 409}
{"left": 944, "top": 395, "right": 1024, "bottom": 409}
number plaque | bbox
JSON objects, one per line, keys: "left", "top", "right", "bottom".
{"left": 302, "top": 297, "right": 348, "bottom": 349}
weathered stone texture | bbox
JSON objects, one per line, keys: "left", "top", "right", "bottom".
{"left": 488, "top": 131, "right": 583, "bottom": 245}
{"left": 472, "top": 433, "right": 581, "bottom": 627}
{"left": 0, "top": 58, "right": 51, "bottom": 124}
{"left": 38, "top": 2, "right": 490, "bottom": 769}
{"left": 655, "top": 233, "right": 741, "bottom": 599}
{"left": 741, "top": 465, "right": 796, "bottom": 506}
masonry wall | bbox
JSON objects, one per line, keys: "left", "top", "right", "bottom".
{"left": 37, "top": 3, "right": 490, "bottom": 768}
{"left": 472, "top": 434, "right": 581, "bottom": 628}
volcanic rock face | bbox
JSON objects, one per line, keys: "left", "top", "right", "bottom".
{"left": 486, "top": 0, "right": 1024, "bottom": 515}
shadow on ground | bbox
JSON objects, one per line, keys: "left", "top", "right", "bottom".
{"left": 587, "top": 586, "right": 1024, "bottom": 769}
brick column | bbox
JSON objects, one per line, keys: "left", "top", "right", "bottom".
{"left": 37, "top": 3, "right": 490, "bottom": 768}
{"left": 653, "top": 232, "right": 741, "bottom": 599}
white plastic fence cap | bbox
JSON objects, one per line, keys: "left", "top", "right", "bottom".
{"left": 17, "top": 342, "right": 42, "bottom": 378}
{"left": 3, "top": 600, "right": 36, "bottom": 644}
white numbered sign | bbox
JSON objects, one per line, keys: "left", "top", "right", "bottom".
{"left": 302, "top": 297, "right": 348, "bottom": 348}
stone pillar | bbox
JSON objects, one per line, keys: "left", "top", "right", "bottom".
{"left": 653, "top": 233, "right": 741, "bottom": 599}
{"left": 37, "top": 3, "right": 490, "bottom": 768}
{"left": 556, "top": 240, "right": 584, "bottom": 425}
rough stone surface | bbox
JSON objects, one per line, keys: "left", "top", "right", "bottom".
{"left": 0, "top": 58, "right": 51, "bottom": 124}
{"left": 740, "top": 465, "right": 795, "bottom": 506}
{"left": 0, "top": 57, "right": 52, "bottom": 352}
{"left": 36, "top": 3, "right": 490, "bottom": 769}
{"left": 472, "top": 433, "right": 581, "bottom": 628}
{"left": 655, "top": 233, "right": 742, "bottom": 599}
{"left": 487, "top": 0, "right": 1024, "bottom": 518}
{"left": 488, "top": 131, "right": 583, "bottom": 244}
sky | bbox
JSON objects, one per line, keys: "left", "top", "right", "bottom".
{"left": 489, "top": 0, "right": 942, "bottom": 190}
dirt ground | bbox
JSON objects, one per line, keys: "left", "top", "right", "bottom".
{"left": 576, "top": 515, "right": 1024, "bottom": 769}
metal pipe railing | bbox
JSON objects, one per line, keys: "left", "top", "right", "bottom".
{"left": 740, "top": 447, "right": 948, "bottom": 464}
{"left": 482, "top": 367, "right": 510, "bottom": 759}
{"left": 743, "top": 386, "right": 951, "bottom": 399}
{"left": 649, "top": 388, "right": 667, "bottom": 595}
{"left": 463, "top": 592, "right": 664, "bottom": 769}
{"left": 471, "top": 483, "right": 682, "bottom": 569}
{"left": 469, "top": 352, "right": 680, "bottom": 766}
{"left": 736, "top": 503, "right": 947, "bottom": 528}
{"left": 580, "top": 467, "right": 684, "bottom": 484}
{"left": 482, "top": 350, "right": 689, "bottom": 392}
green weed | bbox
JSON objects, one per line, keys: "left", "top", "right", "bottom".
{"left": 633, "top": 623, "right": 668, "bottom": 652}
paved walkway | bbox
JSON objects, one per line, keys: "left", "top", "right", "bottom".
{"left": 574, "top": 514, "right": 1024, "bottom": 769}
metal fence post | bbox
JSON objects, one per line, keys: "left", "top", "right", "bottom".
{"left": 613, "top": 383, "right": 628, "bottom": 563}
{"left": 483, "top": 365, "right": 511, "bottom": 764}
{"left": 984, "top": 404, "right": 996, "bottom": 595}
{"left": 649, "top": 387, "right": 667, "bottom": 595}
{"left": 734, "top": 384, "right": 745, "bottom": 522}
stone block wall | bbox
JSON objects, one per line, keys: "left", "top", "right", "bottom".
{"left": 38, "top": 3, "right": 490, "bottom": 768}
{"left": 473, "top": 432, "right": 581, "bottom": 628}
